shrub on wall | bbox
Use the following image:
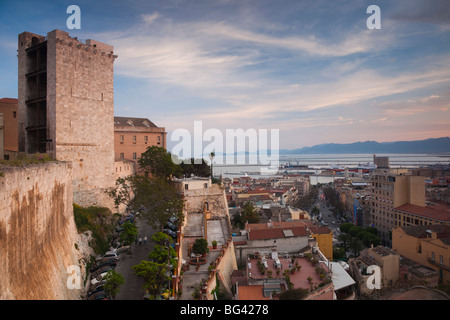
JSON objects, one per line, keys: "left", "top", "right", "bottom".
{"left": 73, "top": 204, "right": 116, "bottom": 254}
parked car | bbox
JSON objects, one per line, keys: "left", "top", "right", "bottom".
{"left": 87, "top": 285, "right": 104, "bottom": 297}
{"left": 89, "top": 279, "right": 106, "bottom": 291}
{"left": 163, "top": 229, "right": 177, "bottom": 239}
{"left": 91, "top": 266, "right": 115, "bottom": 279}
{"left": 90, "top": 260, "right": 117, "bottom": 272}
{"left": 88, "top": 290, "right": 110, "bottom": 300}
{"left": 95, "top": 252, "right": 118, "bottom": 261}
{"left": 111, "top": 245, "right": 130, "bottom": 254}
{"left": 164, "top": 221, "right": 177, "bottom": 231}
{"left": 96, "top": 256, "right": 119, "bottom": 265}
{"left": 169, "top": 216, "right": 178, "bottom": 225}
{"left": 91, "top": 272, "right": 108, "bottom": 285}
{"left": 118, "top": 216, "right": 134, "bottom": 225}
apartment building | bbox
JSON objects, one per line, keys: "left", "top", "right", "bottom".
{"left": 370, "top": 169, "right": 425, "bottom": 245}
{"left": 114, "top": 116, "right": 167, "bottom": 169}
{"left": 392, "top": 225, "right": 450, "bottom": 284}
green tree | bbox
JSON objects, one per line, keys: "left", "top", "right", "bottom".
{"left": 108, "top": 175, "right": 184, "bottom": 232}
{"left": 148, "top": 243, "right": 177, "bottom": 267}
{"left": 348, "top": 225, "right": 363, "bottom": 238}
{"left": 102, "top": 270, "right": 125, "bottom": 299}
{"left": 349, "top": 237, "right": 365, "bottom": 257}
{"left": 365, "top": 226, "right": 378, "bottom": 236}
{"left": 132, "top": 260, "right": 171, "bottom": 299}
{"left": 151, "top": 231, "right": 174, "bottom": 246}
{"left": 241, "top": 201, "right": 260, "bottom": 224}
{"left": 119, "top": 220, "right": 138, "bottom": 245}
{"left": 179, "top": 158, "right": 211, "bottom": 178}
{"left": 105, "top": 177, "right": 134, "bottom": 214}
{"left": 192, "top": 238, "right": 208, "bottom": 255}
{"left": 339, "top": 223, "right": 354, "bottom": 234}
{"left": 138, "top": 146, "right": 182, "bottom": 179}
{"left": 338, "top": 233, "right": 352, "bottom": 252}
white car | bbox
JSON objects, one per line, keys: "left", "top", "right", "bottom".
{"left": 113, "top": 245, "right": 130, "bottom": 254}
{"left": 91, "top": 272, "right": 108, "bottom": 285}
{"left": 95, "top": 252, "right": 118, "bottom": 261}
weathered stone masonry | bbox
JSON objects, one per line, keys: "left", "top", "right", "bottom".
{"left": 18, "top": 29, "right": 117, "bottom": 210}
{"left": 0, "top": 162, "right": 84, "bottom": 300}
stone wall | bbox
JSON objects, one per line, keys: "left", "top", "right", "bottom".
{"left": 0, "top": 162, "right": 85, "bottom": 299}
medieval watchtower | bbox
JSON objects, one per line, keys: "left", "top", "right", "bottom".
{"left": 18, "top": 29, "right": 117, "bottom": 208}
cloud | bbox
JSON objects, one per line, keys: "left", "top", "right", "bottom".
{"left": 92, "top": 3, "right": 450, "bottom": 147}
{"left": 141, "top": 12, "right": 160, "bottom": 25}
{"left": 390, "top": 0, "right": 450, "bottom": 26}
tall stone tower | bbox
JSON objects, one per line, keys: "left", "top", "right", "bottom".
{"left": 18, "top": 29, "right": 117, "bottom": 208}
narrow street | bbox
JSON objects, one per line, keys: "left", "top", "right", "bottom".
{"left": 114, "top": 215, "right": 157, "bottom": 300}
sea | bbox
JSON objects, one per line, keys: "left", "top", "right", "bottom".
{"left": 211, "top": 153, "right": 450, "bottom": 179}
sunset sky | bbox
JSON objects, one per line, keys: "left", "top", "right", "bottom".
{"left": 0, "top": 0, "right": 449, "bottom": 150}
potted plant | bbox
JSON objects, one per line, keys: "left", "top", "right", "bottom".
{"left": 212, "top": 240, "right": 217, "bottom": 249}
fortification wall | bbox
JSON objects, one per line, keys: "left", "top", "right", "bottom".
{"left": 0, "top": 162, "right": 85, "bottom": 299}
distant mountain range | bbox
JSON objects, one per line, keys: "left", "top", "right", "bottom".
{"left": 280, "top": 137, "right": 450, "bottom": 154}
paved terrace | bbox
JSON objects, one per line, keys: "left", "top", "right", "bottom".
{"left": 247, "top": 256, "right": 331, "bottom": 291}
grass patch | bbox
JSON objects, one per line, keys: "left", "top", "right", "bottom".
{"left": 0, "top": 153, "right": 55, "bottom": 166}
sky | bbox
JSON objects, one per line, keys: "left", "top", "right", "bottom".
{"left": 0, "top": 0, "right": 449, "bottom": 151}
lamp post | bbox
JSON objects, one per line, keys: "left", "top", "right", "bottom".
{"left": 209, "top": 152, "right": 215, "bottom": 181}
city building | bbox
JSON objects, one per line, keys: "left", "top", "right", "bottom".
{"left": 392, "top": 225, "right": 450, "bottom": 284}
{"left": 370, "top": 169, "right": 425, "bottom": 245}
{"left": 0, "top": 98, "right": 18, "bottom": 160}
{"left": 349, "top": 246, "right": 400, "bottom": 295}
{"left": 0, "top": 113, "right": 3, "bottom": 160}
{"left": 114, "top": 116, "right": 167, "bottom": 171}
{"left": 307, "top": 223, "right": 334, "bottom": 261}
{"left": 18, "top": 30, "right": 117, "bottom": 208}
{"left": 374, "top": 154, "right": 390, "bottom": 169}
{"left": 394, "top": 201, "right": 450, "bottom": 228}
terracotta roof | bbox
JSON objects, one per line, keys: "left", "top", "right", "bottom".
{"left": 0, "top": 98, "right": 18, "bottom": 104}
{"left": 114, "top": 116, "right": 157, "bottom": 128}
{"left": 308, "top": 225, "right": 332, "bottom": 234}
{"left": 238, "top": 285, "right": 270, "bottom": 300}
{"left": 395, "top": 203, "right": 450, "bottom": 222}
{"left": 400, "top": 224, "right": 450, "bottom": 240}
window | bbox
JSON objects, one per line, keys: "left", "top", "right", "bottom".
{"left": 440, "top": 255, "right": 443, "bottom": 265}
{"left": 120, "top": 153, "right": 124, "bottom": 159}
{"left": 133, "top": 152, "right": 137, "bottom": 160}
{"left": 432, "top": 252, "right": 435, "bottom": 261}
{"left": 133, "top": 135, "right": 137, "bottom": 143}
{"left": 144, "top": 136, "right": 148, "bottom": 144}
{"left": 13, "top": 111, "right": 17, "bottom": 118}
{"left": 120, "top": 135, "right": 124, "bottom": 143}
{"left": 185, "top": 184, "right": 189, "bottom": 190}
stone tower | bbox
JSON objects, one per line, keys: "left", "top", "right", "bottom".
{"left": 18, "top": 29, "right": 117, "bottom": 208}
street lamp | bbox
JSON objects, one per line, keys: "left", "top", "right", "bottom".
{"left": 209, "top": 152, "right": 215, "bottom": 180}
